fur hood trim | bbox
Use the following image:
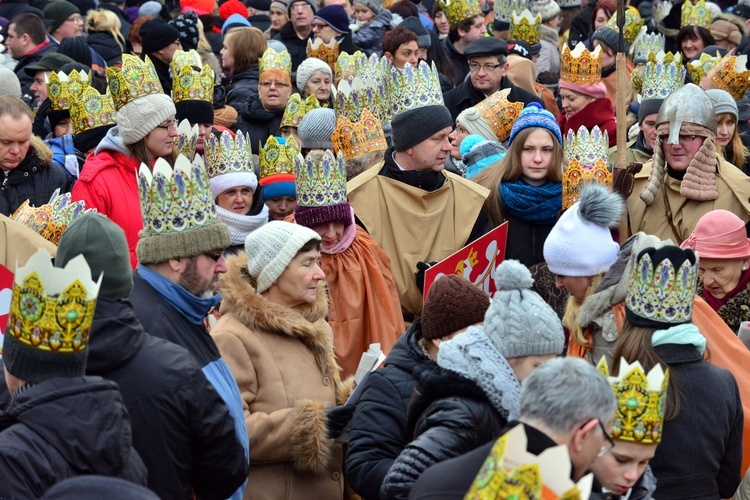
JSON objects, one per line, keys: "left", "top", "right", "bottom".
{"left": 31, "top": 136, "right": 52, "bottom": 167}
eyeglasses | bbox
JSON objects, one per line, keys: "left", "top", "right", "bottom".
{"left": 66, "top": 15, "right": 84, "bottom": 24}
{"left": 311, "top": 22, "right": 329, "bottom": 29}
{"left": 259, "top": 81, "right": 291, "bottom": 88}
{"left": 595, "top": 420, "right": 615, "bottom": 457}
{"left": 290, "top": 3, "right": 312, "bottom": 10}
{"left": 155, "top": 120, "right": 177, "bottom": 132}
{"left": 468, "top": 62, "right": 502, "bottom": 73}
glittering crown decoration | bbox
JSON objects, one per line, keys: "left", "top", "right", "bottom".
{"left": 259, "top": 47, "right": 292, "bottom": 74}
{"left": 509, "top": 9, "right": 542, "bottom": 46}
{"left": 652, "top": 0, "right": 672, "bottom": 25}
{"left": 605, "top": 6, "right": 644, "bottom": 45}
{"left": 597, "top": 358, "right": 669, "bottom": 446}
{"left": 388, "top": 61, "right": 443, "bottom": 119}
{"left": 280, "top": 93, "right": 320, "bottom": 129}
{"left": 641, "top": 51, "right": 685, "bottom": 100}
{"left": 561, "top": 43, "right": 602, "bottom": 85}
{"left": 259, "top": 135, "right": 300, "bottom": 181}
{"left": 107, "top": 54, "right": 163, "bottom": 110}
{"left": 173, "top": 120, "right": 198, "bottom": 160}
{"left": 295, "top": 149, "right": 347, "bottom": 207}
{"left": 332, "top": 109, "right": 387, "bottom": 160}
{"left": 473, "top": 88, "right": 524, "bottom": 143}
{"left": 11, "top": 190, "right": 92, "bottom": 244}
{"left": 563, "top": 126, "right": 612, "bottom": 210}
{"left": 69, "top": 85, "right": 117, "bottom": 135}
{"left": 438, "top": 0, "right": 483, "bottom": 26}
{"left": 6, "top": 250, "right": 101, "bottom": 355}
{"left": 708, "top": 54, "right": 750, "bottom": 99}
{"left": 170, "top": 50, "right": 214, "bottom": 104}
{"left": 335, "top": 50, "right": 366, "bottom": 83}
{"left": 137, "top": 154, "right": 217, "bottom": 234}
{"left": 687, "top": 50, "right": 722, "bottom": 84}
{"left": 630, "top": 26, "right": 665, "bottom": 64}
{"left": 681, "top": 0, "right": 710, "bottom": 29}
{"left": 307, "top": 38, "right": 339, "bottom": 75}
{"left": 47, "top": 69, "right": 89, "bottom": 111}
{"left": 334, "top": 73, "right": 388, "bottom": 123}
{"left": 205, "top": 130, "right": 254, "bottom": 180}
{"left": 493, "top": 0, "right": 527, "bottom": 23}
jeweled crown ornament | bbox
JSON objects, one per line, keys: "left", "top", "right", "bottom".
{"left": 259, "top": 135, "right": 300, "bottom": 181}
{"left": 11, "top": 190, "right": 92, "bottom": 244}
{"left": 681, "top": 0, "right": 711, "bottom": 29}
{"left": 509, "top": 9, "right": 542, "bottom": 46}
{"left": 334, "top": 75, "right": 385, "bottom": 123}
{"left": 170, "top": 49, "right": 215, "bottom": 104}
{"left": 563, "top": 126, "right": 612, "bottom": 210}
{"left": 708, "top": 54, "right": 750, "bottom": 99}
{"left": 493, "top": 0, "right": 527, "bottom": 25}
{"left": 439, "top": 0, "right": 483, "bottom": 26}
{"left": 107, "top": 54, "right": 164, "bottom": 110}
{"left": 6, "top": 250, "right": 101, "bottom": 355}
{"left": 597, "top": 358, "right": 669, "bottom": 446}
{"left": 561, "top": 43, "right": 603, "bottom": 85}
{"left": 259, "top": 47, "right": 292, "bottom": 74}
{"left": 47, "top": 69, "right": 89, "bottom": 111}
{"left": 335, "top": 50, "right": 365, "bottom": 83}
{"left": 69, "top": 85, "right": 117, "bottom": 135}
{"left": 473, "top": 88, "right": 524, "bottom": 143}
{"left": 205, "top": 130, "right": 255, "bottom": 180}
{"left": 687, "top": 50, "right": 722, "bottom": 84}
{"left": 652, "top": 0, "right": 672, "bottom": 25}
{"left": 605, "top": 6, "right": 644, "bottom": 45}
{"left": 295, "top": 149, "right": 347, "bottom": 207}
{"left": 332, "top": 109, "right": 387, "bottom": 160}
{"left": 280, "top": 93, "right": 320, "bottom": 129}
{"left": 173, "top": 120, "right": 199, "bottom": 160}
{"left": 388, "top": 61, "right": 444, "bottom": 119}
{"left": 307, "top": 38, "right": 339, "bottom": 74}
{"left": 641, "top": 51, "right": 685, "bottom": 101}
{"left": 630, "top": 26, "right": 665, "bottom": 64}
{"left": 137, "top": 154, "right": 217, "bottom": 235}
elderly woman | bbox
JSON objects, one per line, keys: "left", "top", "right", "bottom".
{"left": 296, "top": 57, "right": 333, "bottom": 104}
{"left": 211, "top": 221, "right": 352, "bottom": 500}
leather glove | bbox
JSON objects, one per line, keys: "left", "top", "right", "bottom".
{"left": 325, "top": 405, "right": 356, "bottom": 439}
{"left": 612, "top": 162, "right": 643, "bottom": 198}
{"left": 415, "top": 261, "right": 437, "bottom": 293}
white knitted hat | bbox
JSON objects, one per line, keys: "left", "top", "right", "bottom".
{"left": 209, "top": 171, "right": 259, "bottom": 199}
{"left": 531, "top": 0, "right": 561, "bottom": 22}
{"left": 456, "top": 108, "right": 497, "bottom": 143}
{"left": 117, "top": 93, "right": 177, "bottom": 145}
{"left": 244, "top": 221, "right": 322, "bottom": 293}
{"left": 0, "top": 68, "right": 22, "bottom": 98}
{"left": 296, "top": 57, "right": 332, "bottom": 94}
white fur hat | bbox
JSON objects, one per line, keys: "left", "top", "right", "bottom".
{"left": 117, "top": 93, "right": 176, "bottom": 145}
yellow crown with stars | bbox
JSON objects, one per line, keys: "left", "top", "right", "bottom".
{"left": 473, "top": 88, "right": 524, "bottom": 143}
{"left": 107, "top": 54, "right": 164, "bottom": 110}
{"left": 170, "top": 50, "right": 215, "bottom": 104}
{"left": 510, "top": 9, "right": 542, "bottom": 46}
{"left": 11, "top": 190, "right": 92, "bottom": 244}
{"left": 641, "top": 51, "right": 685, "bottom": 101}
{"left": 259, "top": 135, "right": 300, "bottom": 181}
{"left": 6, "top": 250, "right": 101, "bottom": 355}
{"left": 205, "top": 130, "right": 255, "bottom": 180}
{"left": 332, "top": 109, "right": 387, "bottom": 160}
{"left": 563, "top": 125, "right": 612, "bottom": 209}
{"left": 605, "top": 6, "right": 644, "bottom": 45}
{"left": 561, "top": 43, "right": 602, "bottom": 85}
{"left": 173, "top": 120, "right": 199, "bottom": 160}
{"left": 438, "top": 0, "right": 483, "bottom": 26}
{"left": 388, "top": 61, "right": 444, "bottom": 119}
{"left": 47, "top": 69, "right": 89, "bottom": 111}
{"left": 493, "top": 0, "right": 527, "bottom": 24}
{"left": 259, "top": 47, "right": 292, "bottom": 74}
{"left": 69, "top": 85, "right": 117, "bottom": 136}
{"left": 681, "top": 0, "right": 711, "bottom": 29}
{"left": 598, "top": 358, "right": 669, "bottom": 445}
{"left": 307, "top": 38, "right": 339, "bottom": 75}
{"left": 294, "top": 149, "right": 347, "bottom": 207}
{"left": 708, "top": 54, "right": 750, "bottom": 99}
{"left": 280, "top": 93, "right": 320, "bottom": 129}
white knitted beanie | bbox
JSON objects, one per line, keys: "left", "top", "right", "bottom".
{"left": 117, "top": 93, "right": 177, "bottom": 145}
{"left": 244, "top": 221, "right": 322, "bottom": 293}
{"left": 456, "top": 108, "right": 498, "bottom": 143}
{"left": 531, "top": 0, "right": 561, "bottom": 22}
{"left": 209, "top": 171, "right": 259, "bottom": 199}
{"left": 296, "top": 58, "right": 332, "bottom": 94}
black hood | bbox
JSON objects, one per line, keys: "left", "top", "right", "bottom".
{"left": 86, "top": 298, "right": 145, "bottom": 374}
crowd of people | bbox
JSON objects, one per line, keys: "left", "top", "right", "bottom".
{"left": 2, "top": 0, "right": 750, "bottom": 497}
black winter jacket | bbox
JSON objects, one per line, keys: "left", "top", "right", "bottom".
{"left": 503, "top": 210, "right": 556, "bottom": 268}
{"left": 147, "top": 55, "right": 172, "bottom": 95}
{"left": 226, "top": 65, "right": 260, "bottom": 110}
{"left": 346, "top": 321, "right": 432, "bottom": 500}
{"left": 86, "top": 31, "right": 125, "bottom": 66}
{"left": 444, "top": 37, "right": 469, "bottom": 87}
{"left": 0, "top": 0, "right": 43, "bottom": 19}
{"left": 237, "top": 93, "right": 284, "bottom": 155}
{"left": 86, "top": 298, "right": 249, "bottom": 500}
{"left": 442, "top": 77, "right": 542, "bottom": 122}
{"left": 273, "top": 22, "right": 310, "bottom": 71}
{"left": 0, "top": 377, "right": 148, "bottom": 498}
{"left": 14, "top": 42, "right": 57, "bottom": 101}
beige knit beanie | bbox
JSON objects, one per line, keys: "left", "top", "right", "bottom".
{"left": 456, "top": 108, "right": 498, "bottom": 143}
{"left": 117, "top": 93, "right": 177, "bottom": 145}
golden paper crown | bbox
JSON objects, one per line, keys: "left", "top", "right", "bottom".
{"left": 259, "top": 135, "right": 300, "bottom": 181}
{"left": 493, "top": 0, "right": 527, "bottom": 23}
{"left": 438, "top": 0, "right": 482, "bottom": 26}
{"left": 335, "top": 50, "right": 366, "bottom": 83}
{"left": 561, "top": 43, "right": 603, "bottom": 85}
{"left": 708, "top": 54, "right": 750, "bottom": 99}
{"left": 473, "top": 88, "right": 524, "bottom": 143}
{"left": 6, "top": 250, "right": 101, "bottom": 355}
{"left": 388, "top": 61, "right": 444, "bottom": 119}
{"left": 307, "top": 38, "right": 339, "bottom": 75}
{"left": 332, "top": 109, "right": 387, "bottom": 160}
{"left": 681, "top": 0, "right": 711, "bottom": 29}
{"left": 205, "top": 130, "right": 255, "bottom": 179}
{"left": 69, "top": 85, "right": 117, "bottom": 136}
{"left": 687, "top": 50, "right": 722, "bottom": 83}
{"left": 563, "top": 126, "right": 612, "bottom": 210}
{"left": 173, "top": 120, "right": 199, "bottom": 160}
{"left": 11, "top": 190, "right": 92, "bottom": 244}
{"left": 107, "top": 54, "right": 164, "bottom": 110}
{"left": 598, "top": 358, "right": 669, "bottom": 445}
{"left": 47, "top": 69, "right": 89, "bottom": 111}
{"left": 630, "top": 26, "right": 665, "bottom": 64}
{"left": 605, "top": 6, "right": 644, "bottom": 45}
{"left": 295, "top": 149, "right": 347, "bottom": 207}
{"left": 280, "top": 93, "right": 320, "bottom": 129}
{"left": 170, "top": 50, "right": 215, "bottom": 104}
{"left": 510, "top": 9, "right": 542, "bottom": 46}
{"left": 259, "top": 47, "right": 292, "bottom": 74}
{"left": 641, "top": 51, "right": 685, "bottom": 101}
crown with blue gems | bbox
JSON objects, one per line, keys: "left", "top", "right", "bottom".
{"left": 294, "top": 149, "right": 347, "bottom": 207}
{"left": 259, "top": 47, "right": 292, "bottom": 74}
{"left": 280, "top": 93, "right": 320, "bottom": 129}
{"left": 597, "top": 358, "right": 669, "bottom": 446}
{"left": 387, "top": 61, "right": 443, "bottom": 119}
{"left": 439, "top": 0, "right": 483, "bottom": 26}
{"left": 205, "top": 130, "right": 254, "bottom": 180}
{"left": 681, "top": 0, "right": 711, "bottom": 29}
{"left": 510, "top": 9, "right": 542, "bottom": 46}
{"left": 493, "top": 0, "right": 527, "bottom": 24}
{"left": 107, "top": 54, "right": 164, "bottom": 110}
{"left": 641, "top": 51, "right": 685, "bottom": 101}
{"left": 307, "top": 38, "right": 339, "bottom": 75}
{"left": 563, "top": 126, "right": 612, "bottom": 210}
{"left": 334, "top": 75, "right": 385, "bottom": 123}
{"left": 170, "top": 49, "right": 215, "bottom": 104}
{"left": 47, "top": 69, "right": 89, "bottom": 111}
{"left": 630, "top": 27, "right": 665, "bottom": 64}
{"left": 332, "top": 109, "right": 387, "bottom": 160}
{"left": 173, "top": 120, "right": 199, "bottom": 160}
{"left": 11, "top": 190, "right": 92, "bottom": 244}
{"left": 259, "top": 135, "right": 300, "bottom": 181}
{"left": 69, "top": 85, "right": 117, "bottom": 136}
{"left": 605, "top": 6, "right": 644, "bottom": 45}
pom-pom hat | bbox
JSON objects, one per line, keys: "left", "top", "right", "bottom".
{"left": 508, "top": 102, "right": 562, "bottom": 146}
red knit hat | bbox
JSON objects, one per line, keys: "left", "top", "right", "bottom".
{"left": 181, "top": 0, "right": 216, "bottom": 15}
{"left": 219, "top": 0, "right": 249, "bottom": 20}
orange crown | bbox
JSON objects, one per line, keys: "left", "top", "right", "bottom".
{"left": 332, "top": 109, "right": 387, "bottom": 160}
{"left": 561, "top": 43, "right": 603, "bottom": 85}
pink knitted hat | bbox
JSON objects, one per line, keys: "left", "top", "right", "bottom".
{"left": 681, "top": 209, "right": 750, "bottom": 259}
{"left": 559, "top": 80, "right": 607, "bottom": 99}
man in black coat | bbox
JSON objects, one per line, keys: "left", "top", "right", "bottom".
{"left": 274, "top": 0, "right": 316, "bottom": 71}
{"left": 7, "top": 13, "right": 58, "bottom": 101}
{"left": 443, "top": 37, "right": 542, "bottom": 122}
{"left": 139, "top": 18, "right": 182, "bottom": 94}
{"left": 443, "top": 11, "right": 486, "bottom": 85}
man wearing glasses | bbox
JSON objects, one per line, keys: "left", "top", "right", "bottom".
{"left": 43, "top": 2, "right": 109, "bottom": 73}
{"left": 274, "top": 0, "right": 317, "bottom": 71}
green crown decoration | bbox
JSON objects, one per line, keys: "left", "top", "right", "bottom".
{"left": 173, "top": 120, "right": 199, "bottom": 160}
{"left": 295, "top": 149, "right": 347, "bottom": 207}
{"left": 259, "top": 135, "right": 300, "bottom": 181}
{"left": 439, "top": 0, "right": 483, "bottom": 26}
{"left": 335, "top": 50, "right": 366, "bottom": 83}
{"left": 259, "top": 47, "right": 292, "bottom": 74}
{"left": 47, "top": 69, "right": 89, "bottom": 111}
{"left": 605, "top": 6, "right": 644, "bottom": 45}
{"left": 641, "top": 51, "right": 685, "bottom": 101}
{"left": 205, "top": 130, "right": 254, "bottom": 180}
{"left": 687, "top": 50, "right": 721, "bottom": 85}
{"left": 387, "top": 61, "right": 444, "bottom": 119}
{"left": 630, "top": 26, "right": 665, "bottom": 64}
{"left": 510, "top": 9, "right": 542, "bottom": 46}
{"left": 69, "top": 85, "right": 117, "bottom": 135}
{"left": 681, "top": 0, "right": 711, "bottom": 29}
{"left": 108, "top": 54, "right": 164, "bottom": 110}
{"left": 280, "top": 93, "right": 320, "bottom": 129}
{"left": 170, "top": 49, "right": 215, "bottom": 104}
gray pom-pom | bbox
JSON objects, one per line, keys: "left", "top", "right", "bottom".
{"left": 494, "top": 259, "right": 533, "bottom": 291}
{"left": 578, "top": 184, "right": 625, "bottom": 229}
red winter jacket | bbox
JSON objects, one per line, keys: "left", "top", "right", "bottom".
{"left": 557, "top": 97, "right": 618, "bottom": 147}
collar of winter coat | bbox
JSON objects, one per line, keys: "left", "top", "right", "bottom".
{"left": 86, "top": 298, "right": 146, "bottom": 374}
{"left": 245, "top": 93, "right": 285, "bottom": 122}
{"left": 540, "top": 24, "right": 558, "bottom": 44}
{"left": 231, "top": 65, "right": 259, "bottom": 84}
{"left": 2, "top": 136, "right": 52, "bottom": 186}
{"left": 383, "top": 319, "right": 431, "bottom": 371}
{"left": 382, "top": 147, "right": 446, "bottom": 192}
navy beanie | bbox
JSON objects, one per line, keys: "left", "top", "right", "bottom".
{"left": 315, "top": 5, "right": 350, "bottom": 34}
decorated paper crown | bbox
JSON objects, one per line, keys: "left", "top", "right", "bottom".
{"left": 335, "top": 50, "right": 366, "bottom": 83}
{"left": 687, "top": 50, "right": 722, "bottom": 84}
{"left": 641, "top": 51, "right": 686, "bottom": 101}
{"left": 107, "top": 54, "right": 164, "bottom": 110}
{"left": 307, "top": 38, "right": 339, "bottom": 75}
{"left": 334, "top": 75, "right": 388, "bottom": 123}
{"left": 388, "top": 61, "right": 444, "bottom": 119}
{"left": 563, "top": 126, "right": 612, "bottom": 210}
{"left": 47, "top": 69, "right": 89, "bottom": 111}
{"left": 69, "top": 85, "right": 117, "bottom": 135}
{"left": 493, "top": 0, "right": 527, "bottom": 24}
{"left": 259, "top": 135, "right": 300, "bottom": 181}
{"left": 173, "top": 120, "right": 199, "bottom": 160}
{"left": 681, "top": 0, "right": 711, "bottom": 29}
{"left": 6, "top": 250, "right": 101, "bottom": 356}
{"left": 597, "top": 358, "right": 669, "bottom": 446}
{"left": 708, "top": 54, "right": 750, "bottom": 99}
{"left": 137, "top": 154, "right": 217, "bottom": 235}
{"left": 561, "top": 43, "right": 603, "bottom": 85}
{"left": 11, "top": 190, "right": 92, "bottom": 244}
{"left": 630, "top": 27, "right": 665, "bottom": 64}
{"left": 259, "top": 47, "right": 292, "bottom": 74}
{"left": 438, "top": 0, "right": 483, "bottom": 26}
{"left": 332, "top": 109, "right": 387, "bottom": 160}
{"left": 205, "top": 130, "right": 254, "bottom": 180}
{"left": 652, "top": 0, "right": 672, "bottom": 25}
{"left": 170, "top": 50, "right": 214, "bottom": 104}
{"left": 295, "top": 149, "right": 347, "bottom": 207}
{"left": 509, "top": 9, "right": 542, "bottom": 46}
{"left": 605, "top": 6, "right": 644, "bottom": 45}
{"left": 473, "top": 88, "right": 524, "bottom": 143}
{"left": 280, "top": 93, "right": 320, "bottom": 129}
{"left": 464, "top": 424, "right": 594, "bottom": 499}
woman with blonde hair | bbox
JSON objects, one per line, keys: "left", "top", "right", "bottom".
{"left": 86, "top": 9, "right": 128, "bottom": 65}
{"left": 222, "top": 27, "right": 268, "bottom": 109}
{"left": 707, "top": 89, "right": 749, "bottom": 172}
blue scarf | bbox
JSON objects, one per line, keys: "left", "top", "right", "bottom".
{"left": 137, "top": 265, "right": 221, "bottom": 325}
{"left": 500, "top": 179, "right": 562, "bottom": 225}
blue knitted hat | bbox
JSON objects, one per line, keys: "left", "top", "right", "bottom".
{"left": 508, "top": 102, "right": 562, "bottom": 146}
{"left": 460, "top": 135, "right": 507, "bottom": 180}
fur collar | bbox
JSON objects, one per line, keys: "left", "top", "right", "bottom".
{"left": 30, "top": 135, "right": 52, "bottom": 166}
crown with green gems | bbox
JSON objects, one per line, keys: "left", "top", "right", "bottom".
{"left": 387, "top": 61, "right": 443, "bottom": 119}
{"left": 259, "top": 47, "right": 292, "bottom": 74}
{"left": 294, "top": 149, "right": 347, "bottom": 207}
{"left": 509, "top": 9, "right": 542, "bottom": 46}
{"left": 687, "top": 50, "right": 722, "bottom": 84}
{"left": 170, "top": 49, "right": 215, "bottom": 104}
{"left": 641, "top": 51, "right": 685, "bottom": 100}
{"left": 259, "top": 135, "right": 300, "bottom": 180}
{"left": 605, "top": 6, "right": 644, "bottom": 45}
{"left": 47, "top": 69, "right": 89, "bottom": 111}
{"left": 11, "top": 190, "right": 92, "bottom": 244}
{"left": 173, "top": 120, "right": 199, "bottom": 160}
{"left": 681, "top": 0, "right": 711, "bottom": 29}
{"left": 205, "top": 130, "right": 254, "bottom": 180}
{"left": 563, "top": 126, "right": 612, "bottom": 210}
{"left": 107, "top": 54, "right": 164, "bottom": 110}
{"left": 280, "top": 93, "right": 320, "bottom": 129}
{"left": 630, "top": 27, "right": 665, "bottom": 64}
{"left": 335, "top": 50, "right": 366, "bottom": 83}
{"left": 69, "top": 85, "right": 117, "bottom": 135}
{"left": 493, "top": 0, "right": 527, "bottom": 24}
{"left": 439, "top": 0, "right": 483, "bottom": 26}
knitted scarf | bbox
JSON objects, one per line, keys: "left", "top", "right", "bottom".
{"left": 651, "top": 323, "right": 707, "bottom": 355}
{"left": 216, "top": 205, "right": 269, "bottom": 246}
{"left": 500, "top": 178, "right": 562, "bottom": 225}
{"left": 322, "top": 207, "right": 358, "bottom": 255}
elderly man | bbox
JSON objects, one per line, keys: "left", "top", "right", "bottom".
{"left": 274, "top": 0, "right": 316, "bottom": 71}
{"left": 312, "top": 4, "right": 359, "bottom": 52}
{"left": 7, "top": 13, "right": 57, "bottom": 101}
{"left": 409, "top": 357, "right": 618, "bottom": 499}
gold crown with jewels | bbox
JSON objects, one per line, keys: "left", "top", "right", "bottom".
{"left": 335, "top": 50, "right": 366, "bottom": 83}
{"left": 561, "top": 43, "right": 602, "bottom": 85}
{"left": 69, "top": 85, "right": 118, "bottom": 135}
{"left": 307, "top": 38, "right": 339, "bottom": 75}
{"left": 259, "top": 47, "right": 292, "bottom": 74}
{"left": 294, "top": 149, "right": 347, "bottom": 207}
{"left": 332, "top": 109, "right": 387, "bottom": 160}
{"left": 687, "top": 50, "right": 722, "bottom": 85}
{"left": 641, "top": 51, "right": 685, "bottom": 101}
{"left": 708, "top": 54, "right": 750, "bottom": 99}
{"left": 259, "top": 135, "right": 300, "bottom": 181}
{"left": 280, "top": 93, "right": 320, "bottom": 129}
{"left": 473, "top": 88, "right": 524, "bottom": 143}
{"left": 605, "top": 6, "right": 644, "bottom": 45}
{"left": 173, "top": 120, "right": 199, "bottom": 160}
{"left": 388, "top": 61, "right": 444, "bottom": 119}
{"left": 438, "top": 0, "right": 483, "bottom": 26}
{"left": 681, "top": 0, "right": 711, "bottom": 29}
{"left": 205, "top": 130, "right": 255, "bottom": 179}
{"left": 563, "top": 125, "right": 612, "bottom": 210}
{"left": 170, "top": 50, "right": 215, "bottom": 104}
{"left": 47, "top": 69, "right": 89, "bottom": 111}
{"left": 509, "top": 9, "right": 542, "bottom": 46}
{"left": 107, "top": 54, "right": 164, "bottom": 110}
{"left": 11, "top": 190, "right": 92, "bottom": 244}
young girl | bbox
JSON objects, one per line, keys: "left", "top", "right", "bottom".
{"left": 707, "top": 89, "right": 749, "bottom": 172}
{"left": 351, "top": 0, "right": 395, "bottom": 55}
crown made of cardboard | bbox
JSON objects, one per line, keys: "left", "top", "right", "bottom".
{"left": 388, "top": 61, "right": 444, "bottom": 119}
{"left": 465, "top": 424, "right": 594, "bottom": 500}
{"left": 170, "top": 50, "right": 215, "bottom": 104}
{"left": 173, "top": 120, "right": 199, "bottom": 160}
{"left": 205, "top": 130, "right": 255, "bottom": 180}
{"left": 473, "top": 88, "right": 524, "bottom": 143}
{"left": 332, "top": 109, "right": 387, "bottom": 160}
{"left": 493, "top": 0, "right": 527, "bottom": 23}
{"left": 605, "top": 6, "right": 644, "bottom": 45}
{"left": 687, "top": 50, "right": 722, "bottom": 84}
{"left": 333, "top": 75, "right": 384, "bottom": 123}
{"left": 439, "top": 0, "right": 483, "bottom": 26}
{"left": 69, "top": 85, "right": 117, "bottom": 136}
{"left": 307, "top": 38, "right": 339, "bottom": 75}
{"left": 137, "top": 154, "right": 217, "bottom": 235}
{"left": 561, "top": 43, "right": 602, "bottom": 85}
{"left": 6, "top": 250, "right": 101, "bottom": 355}
{"left": 335, "top": 50, "right": 366, "bottom": 83}
{"left": 259, "top": 135, "right": 300, "bottom": 181}
{"left": 107, "top": 54, "right": 164, "bottom": 110}
{"left": 47, "top": 69, "right": 89, "bottom": 111}
{"left": 295, "top": 149, "right": 347, "bottom": 207}
{"left": 11, "top": 190, "right": 92, "bottom": 244}
{"left": 597, "top": 358, "right": 669, "bottom": 446}
{"left": 510, "top": 9, "right": 542, "bottom": 46}
{"left": 563, "top": 126, "right": 612, "bottom": 210}
{"left": 708, "top": 54, "right": 750, "bottom": 99}
{"left": 280, "top": 93, "right": 320, "bottom": 129}
{"left": 681, "top": 0, "right": 711, "bottom": 29}
{"left": 630, "top": 26, "right": 665, "bottom": 64}
{"left": 259, "top": 47, "right": 292, "bottom": 74}
{"left": 641, "top": 51, "right": 685, "bottom": 101}
{"left": 652, "top": 0, "right": 672, "bottom": 25}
